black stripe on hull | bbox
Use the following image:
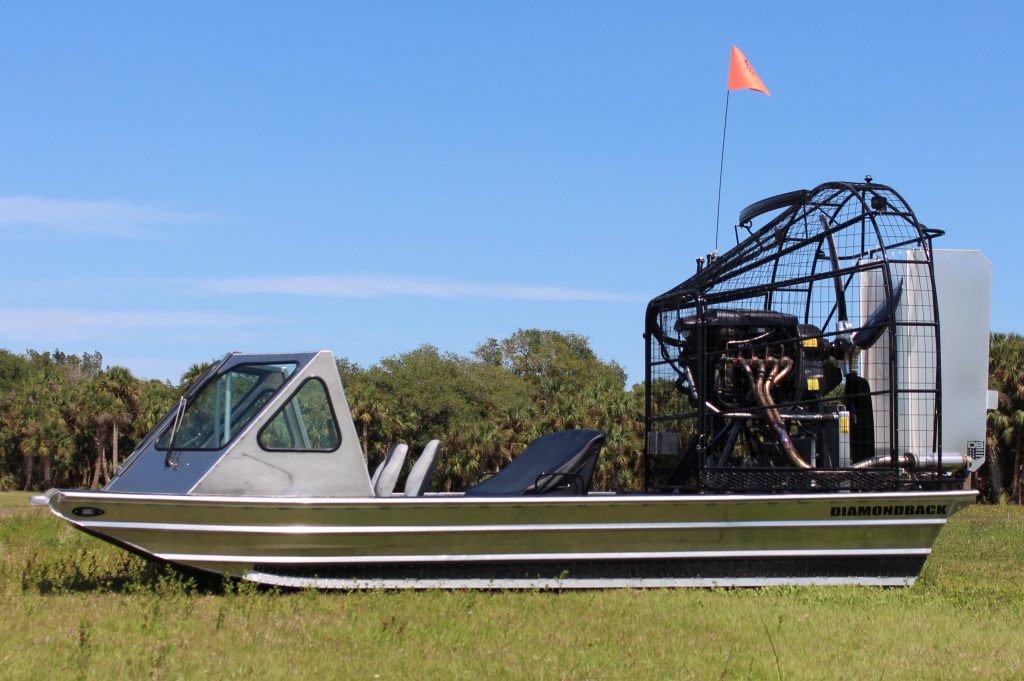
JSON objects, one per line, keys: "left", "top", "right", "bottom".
{"left": 252, "top": 555, "right": 928, "bottom": 582}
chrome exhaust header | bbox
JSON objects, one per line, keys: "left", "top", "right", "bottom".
{"left": 851, "top": 452, "right": 970, "bottom": 472}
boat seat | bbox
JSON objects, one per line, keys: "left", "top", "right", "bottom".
{"left": 464, "top": 429, "right": 605, "bottom": 497}
{"left": 372, "top": 443, "right": 408, "bottom": 497}
{"left": 404, "top": 439, "right": 441, "bottom": 497}
{"left": 370, "top": 443, "right": 401, "bottom": 488}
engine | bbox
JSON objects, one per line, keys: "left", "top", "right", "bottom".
{"left": 669, "top": 308, "right": 847, "bottom": 472}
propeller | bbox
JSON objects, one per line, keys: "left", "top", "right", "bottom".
{"left": 817, "top": 212, "right": 903, "bottom": 359}
{"left": 852, "top": 279, "right": 903, "bottom": 350}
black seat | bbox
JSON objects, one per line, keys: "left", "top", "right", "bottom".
{"left": 464, "top": 429, "right": 606, "bottom": 496}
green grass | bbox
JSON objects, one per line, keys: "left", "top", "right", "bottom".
{"left": 2, "top": 491, "right": 1022, "bottom": 680}
{"left": 0, "top": 491, "right": 36, "bottom": 509}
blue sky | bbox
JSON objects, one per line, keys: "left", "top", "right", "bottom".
{"left": 1, "top": 1, "right": 1021, "bottom": 384}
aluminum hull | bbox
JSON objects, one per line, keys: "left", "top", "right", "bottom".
{"left": 39, "top": 489, "right": 975, "bottom": 588}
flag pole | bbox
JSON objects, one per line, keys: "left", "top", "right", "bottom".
{"left": 714, "top": 89, "right": 731, "bottom": 253}
{"left": 716, "top": 45, "right": 769, "bottom": 252}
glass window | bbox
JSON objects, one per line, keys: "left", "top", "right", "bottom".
{"left": 259, "top": 378, "right": 341, "bottom": 451}
{"left": 156, "top": 362, "right": 297, "bottom": 450}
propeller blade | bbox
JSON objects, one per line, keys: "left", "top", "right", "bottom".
{"left": 853, "top": 279, "right": 904, "bottom": 349}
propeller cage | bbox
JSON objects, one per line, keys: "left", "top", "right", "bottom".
{"left": 644, "top": 181, "right": 948, "bottom": 492}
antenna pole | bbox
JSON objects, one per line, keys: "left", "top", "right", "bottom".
{"left": 714, "top": 89, "right": 731, "bottom": 252}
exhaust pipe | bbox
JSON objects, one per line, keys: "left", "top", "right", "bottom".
{"left": 851, "top": 452, "right": 969, "bottom": 472}
{"left": 741, "top": 356, "right": 810, "bottom": 469}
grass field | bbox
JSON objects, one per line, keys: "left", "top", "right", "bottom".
{"left": 2, "top": 492, "right": 1022, "bottom": 680}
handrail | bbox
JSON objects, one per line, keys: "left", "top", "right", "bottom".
{"left": 738, "top": 189, "right": 809, "bottom": 225}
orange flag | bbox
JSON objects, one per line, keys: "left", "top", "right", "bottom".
{"left": 727, "top": 46, "right": 770, "bottom": 96}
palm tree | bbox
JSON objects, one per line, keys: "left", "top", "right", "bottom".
{"left": 445, "top": 420, "right": 499, "bottom": 490}
{"left": 37, "top": 414, "right": 73, "bottom": 488}
{"left": 987, "top": 333, "right": 1024, "bottom": 502}
{"left": 348, "top": 395, "right": 376, "bottom": 461}
{"left": 136, "top": 380, "right": 177, "bottom": 435}
{"left": 16, "top": 379, "right": 48, "bottom": 490}
{"left": 986, "top": 409, "right": 1009, "bottom": 502}
{"left": 180, "top": 361, "right": 213, "bottom": 391}
{"left": 20, "top": 425, "right": 44, "bottom": 491}
{"left": 101, "top": 366, "right": 139, "bottom": 472}
{"left": 81, "top": 382, "right": 118, "bottom": 489}
{"left": 0, "top": 396, "right": 17, "bottom": 483}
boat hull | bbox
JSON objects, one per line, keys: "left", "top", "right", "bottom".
{"left": 39, "top": 489, "right": 975, "bottom": 588}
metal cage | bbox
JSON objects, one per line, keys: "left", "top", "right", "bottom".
{"left": 644, "top": 180, "right": 957, "bottom": 493}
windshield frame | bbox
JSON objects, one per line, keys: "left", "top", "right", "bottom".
{"left": 154, "top": 361, "right": 299, "bottom": 452}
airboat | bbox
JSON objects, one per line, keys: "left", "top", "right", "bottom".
{"left": 33, "top": 179, "right": 993, "bottom": 588}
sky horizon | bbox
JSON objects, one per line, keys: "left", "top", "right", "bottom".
{"left": 2, "top": 2, "right": 1021, "bottom": 385}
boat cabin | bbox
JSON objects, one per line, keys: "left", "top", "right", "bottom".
{"left": 109, "top": 351, "right": 605, "bottom": 498}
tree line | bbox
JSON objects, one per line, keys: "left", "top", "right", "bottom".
{"left": 1, "top": 330, "right": 1021, "bottom": 500}
{"left": 0, "top": 330, "right": 645, "bottom": 493}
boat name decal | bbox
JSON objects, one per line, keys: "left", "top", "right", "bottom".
{"left": 830, "top": 504, "right": 947, "bottom": 517}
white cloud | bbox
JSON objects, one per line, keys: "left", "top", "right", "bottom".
{"left": 0, "top": 196, "right": 201, "bottom": 236}
{"left": 0, "top": 307, "right": 259, "bottom": 339}
{"left": 199, "top": 275, "right": 645, "bottom": 302}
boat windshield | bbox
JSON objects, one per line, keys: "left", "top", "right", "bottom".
{"left": 156, "top": 362, "right": 297, "bottom": 451}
